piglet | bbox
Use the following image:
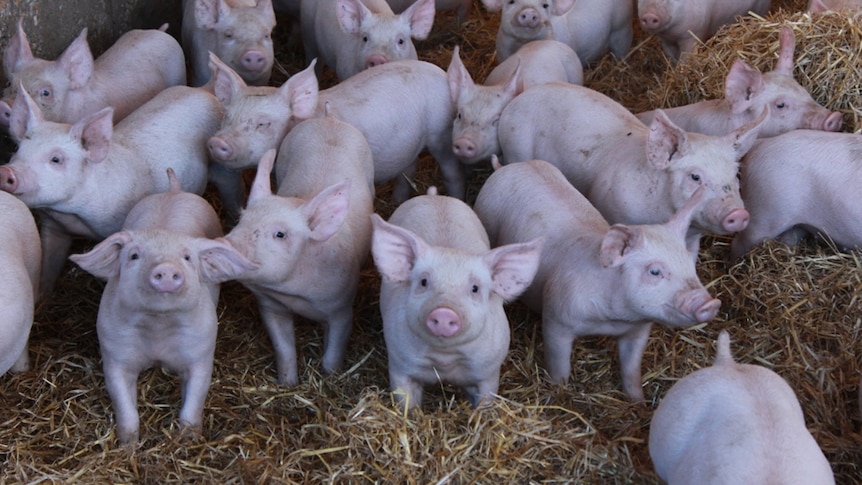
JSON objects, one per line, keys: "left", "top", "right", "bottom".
{"left": 69, "top": 170, "right": 257, "bottom": 445}
{"left": 636, "top": 27, "right": 842, "bottom": 137}
{"left": 809, "top": 0, "right": 862, "bottom": 11}
{"left": 474, "top": 160, "right": 720, "bottom": 400}
{"left": 638, "top": 0, "right": 771, "bottom": 61}
{"left": 649, "top": 331, "right": 835, "bottom": 484}
{"left": 483, "top": 40, "right": 583, "bottom": 89}
{"left": 371, "top": 193, "right": 542, "bottom": 409}
{"left": 301, "top": 0, "right": 435, "bottom": 80}
{"left": 0, "top": 84, "right": 222, "bottom": 301}
{"left": 221, "top": 114, "right": 375, "bottom": 387}
{"left": 0, "top": 191, "right": 40, "bottom": 377}
{"left": 731, "top": 130, "right": 862, "bottom": 259}
{"left": 182, "top": 0, "right": 276, "bottom": 87}
{"left": 1, "top": 20, "right": 185, "bottom": 129}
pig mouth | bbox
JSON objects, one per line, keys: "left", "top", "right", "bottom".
{"left": 660, "top": 303, "right": 702, "bottom": 326}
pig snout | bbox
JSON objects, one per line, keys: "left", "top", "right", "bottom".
{"left": 639, "top": 13, "right": 663, "bottom": 32}
{"left": 366, "top": 55, "right": 388, "bottom": 70}
{"left": 722, "top": 208, "right": 750, "bottom": 233}
{"left": 673, "top": 287, "right": 721, "bottom": 324}
{"left": 208, "top": 136, "right": 235, "bottom": 162}
{"left": 426, "top": 307, "right": 462, "bottom": 338}
{"left": 0, "top": 166, "right": 18, "bottom": 193}
{"left": 514, "top": 8, "right": 542, "bottom": 28}
{"left": 821, "top": 111, "right": 843, "bottom": 132}
{"left": 0, "top": 100, "right": 12, "bottom": 127}
{"left": 149, "top": 262, "right": 185, "bottom": 293}
{"left": 241, "top": 50, "right": 269, "bottom": 73}
{"left": 452, "top": 137, "right": 478, "bottom": 160}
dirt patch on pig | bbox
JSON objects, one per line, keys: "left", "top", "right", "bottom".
{"left": 2, "top": 0, "right": 861, "bottom": 483}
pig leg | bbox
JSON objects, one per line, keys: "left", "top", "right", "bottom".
{"left": 38, "top": 216, "right": 74, "bottom": 301}
{"left": 320, "top": 307, "right": 353, "bottom": 375}
{"left": 176, "top": 360, "right": 214, "bottom": 434}
{"left": 103, "top": 362, "right": 141, "bottom": 445}
{"left": 463, "top": 371, "right": 501, "bottom": 408}
{"left": 10, "top": 345, "right": 30, "bottom": 373}
{"left": 258, "top": 297, "right": 300, "bottom": 386}
{"left": 208, "top": 164, "right": 246, "bottom": 225}
{"left": 389, "top": 371, "right": 424, "bottom": 409}
{"left": 616, "top": 323, "right": 652, "bottom": 401}
{"left": 430, "top": 144, "right": 467, "bottom": 201}
{"left": 392, "top": 163, "right": 418, "bottom": 205}
{"left": 609, "top": 25, "right": 634, "bottom": 60}
{"left": 542, "top": 315, "right": 578, "bottom": 384}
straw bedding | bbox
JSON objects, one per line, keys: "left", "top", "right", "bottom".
{"left": 1, "top": 0, "right": 860, "bottom": 482}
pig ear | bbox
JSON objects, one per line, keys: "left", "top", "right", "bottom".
{"left": 58, "top": 29, "right": 95, "bottom": 90}
{"left": 553, "top": 0, "right": 577, "bottom": 16}
{"left": 403, "top": 0, "right": 436, "bottom": 40}
{"left": 484, "top": 237, "right": 543, "bottom": 301}
{"left": 480, "top": 0, "right": 502, "bottom": 12}
{"left": 279, "top": 60, "right": 319, "bottom": 121}
{"left": 502, "top": 61, "right": 524, "bottom": 97}
{"left": 370, "top": 214, "right": 427, "bottom": 282}
{"left": 646, "top": 110, "right": 689, "bottom": 170}
{"left": 248, "top": 148, "right": 277, "bottom": 202}
{"left": 9, "top": 82, "right": 44, "bottom": 142}
{"left": 195, "top": 0, "right": 225, "bottom": 29}
{"left": 599, "top": 225, "right": 644, "bottom": 268}
{"left": 337, "top": 0, "right": 371, "bottom": 35}
{"left": 72, "top": 107, "right": 114, "bottom": 163}
{"left": 301, "top": 180, "right": 350, "bottom": 242}
{"left": 666, "top": 186, "right": 705, "bottom": 239}
{"left": 724, "top": 106, "right": 767, "bottom": 159}
{"left": 774, "top": 26, "right": 797, "bottom": 76}
{"left": 68, "top": 231, "right": 133, "bottom": 279}
{"left": 210, "top": 51, "right": 246, "bottom": 105}
{"left": 4, "top": 19, "right": 34, "bottom": 75}
{"left": 197, "top": 238, "right": 260, "bottom": 283}
{"left": 724, "top": 60, "right": 764, "bottom": 115}
{"left": 255, "top": 0, "right": 276, "bottom": 22}
{"left": 447, "top": 46, "right": 474, "bottom": 104}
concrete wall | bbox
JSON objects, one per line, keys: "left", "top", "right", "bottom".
{"left": 0, "top": 0, "right": 181, "bottom": 85}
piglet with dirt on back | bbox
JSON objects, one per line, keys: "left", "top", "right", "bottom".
{"left": 0, "top": 20, "right": 186, "bottom": 129}
{"left": 649, "top": 331, "right": 835, "bottom": 485}
{"left": 637, "top": 0, "right": 771, "bottom": 61}
{"left": 221, "top": 113, "right": 375, "bottom": 387}
{"left": 301, "top": 0, "right": 435, "bottom": 81}
{"left": 69, "top": 170, "right": 257, "bottom": 445}
{"left": 182, "top": 0, "right": 276, "bottom": 87}
{"left": 731, "top": 130, "right": 862, "bottom": 260}
{"left": 474, "top": 160, "right": 720, "bottom": 400}
{"left": 371, "top": 191, "right": 542, "bottom": 409}
{"left": 481, "top": 0, "right": 632, "bottom": 66}
{"left": 0, "top": 84, "right": 222, "bottom": 301}
{"left": 636, "top": 26, "right": 842, "bottom": 137}
{"left": 0, "top": 191, "right": 40, "bottom": 378}
{"left": 207, "top": 57, "right": 461, "bottom": 202}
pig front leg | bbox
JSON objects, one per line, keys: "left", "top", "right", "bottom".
{"left": 541, "top": 315, "right": 578, "bottom": 384}
{"left": 433, "top": 151, "right": 467, "bottom": 201}
{"left": 257, "top": 297, "right": 300, "bottom": 386}
{"left": 389, "top": 370, "right": 424, "bottom": 410}
{"left": 176, "top": 360, "right": 215, "bottom": 435}
{"left": 38, "top": 216, "right": 75, "bottom": 301}
{"left": 102, "top": 360, "right": 141, "bottom": 445}
{"left": 463, "top": 370, "right": 501, "bottom": 408}
{"left": 320, "top": 306, "right": 353, "bottom": 375}
{"left": 207, "top": 164, "right": 246, "bottom": 225}
{"left": 10, "top": 344, "right": 30, "bottom": 373}
{"left": 616, "top": 323, "right": 653, "bottom": 401}
{"left": 392, "top": 162, "right": 418, "bottom": 205}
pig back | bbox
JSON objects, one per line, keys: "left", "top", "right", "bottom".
{"left": 389, "top": 194, "right": 490, "bottom": 254}
{"left": 122, "top": 190, "right": 223, "bottom": 239}
{"left": 0, "top": 191, "right": 40, "bottom": 375}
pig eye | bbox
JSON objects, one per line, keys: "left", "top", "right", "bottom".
{"left": 130, "top": 253, "right": 139, "bottom": 261}
{"left": 40, "top": 89, "right": 51, "bottom": 98}
{"left": 362, "top": 35, "right": 368, "bottom": 43}
{"left": 648, "top": 267, "right": 662, "bottom": 277}
{"left": 690, "top": 173, "right": 701, "bottom": 182}
{"left": 224, "top": 31, "right": 234, "bottom": 39}
{"left": 275, "top": 231, "right": 286, "bottom": 239}
{"left": 257, "top": 121, "right": 271, "bottom": 129}
{"left": 420, "top": 278, "right": 428, "bottom": 287}
{"left": 542, "top": 2, "right": 549, "bottom": 8}
{"left": 456, "top": 112, "right": 462, "bottom": 120}
{"left": 775, "top": 102, "right": 786, "bottom": 109}
{"left": 471, "top": 284, "right": 479, "bottom": 293}
{"left": 50, "top": 155, "right": 61, "bottom": 164}
{"left": 184, "top": 254, "right": 191, "bottom": 261}
{"left": 398, "top": 38, "right": 405, "bottom": 45}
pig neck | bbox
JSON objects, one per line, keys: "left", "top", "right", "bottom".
{"left": 660, "top": 99, "right": 755, "bottom": 136}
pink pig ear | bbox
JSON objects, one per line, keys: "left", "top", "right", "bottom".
{"left": 197, "top": 238, "right": 260, "bottom": 283}
{"left": 301, "top": 180, "right": 351, "bottom": 242}
{"left": 337, "top": 0, "right": 371, "bottom": 35}
{"left": 68, "top": 231, "right": 134, "bottom": 280}
{"left": 774, "top": 25, "right": 797, "bottom": 76}
{"left": 646, "top": 110, "right": 689, "bottom": 170}
{"left": 484, "top": 237, "right": 543, "bottom": 301}
{"left": 599, "top": 225, "right": 644, "bottom": 268}
{"left": 195, "top": 0, "right": 229, "bottom": 29}
{"left": 4, "top": 19, "right": 34, "bottom": 75}
{"left": 447, "top": 45, "right": 474, "bottom": 105}
{"left": 404, "top": 0, "right": 436, "bottom": 40}
{"left": 9, "top": 81, "right": 44, "bottom": 143}
{"left": 279, "top": 60, "right": 319, "bottom": 121}
{"left": 58, "top": 28, "right": 95, "bottom": 90}
{"left": 248, "top": 148, "right": 277, "bottom": 203}
{"left": 210, "top": 51, "right": 247, "bottom": 105}
{"left": 72, "top": 107, "right": 114, "bottom": 163}
{"left": 370, "top": 214, "right": 427, "bottom": 283}
{"left": 667, "top": 186, "right": 705, "bottom": 239}
{"left": 724, "top": 60, "right": 764, "bottom": 115}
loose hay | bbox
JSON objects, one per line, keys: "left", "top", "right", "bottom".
{"left": 2, "top": 0, "right": 861, "bottom": 483}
